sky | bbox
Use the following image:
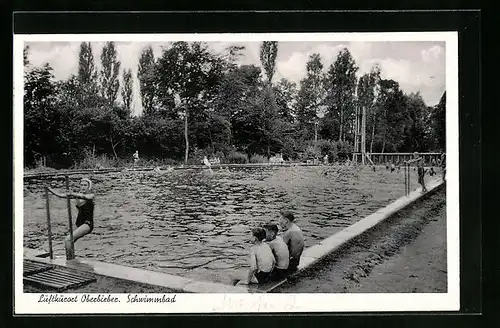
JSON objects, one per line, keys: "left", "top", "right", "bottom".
{"left": 25, "top": 41, "right": 446, "bottom": 115}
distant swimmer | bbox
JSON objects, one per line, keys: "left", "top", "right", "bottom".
{"left": 48, "top": 178, "right": 95, "bottom": 254}
{"left": 264, "top": 223, "right": 290, "bottom": 281}
{"left": 233, "top": 227, "right": 275, "bottom": 285}
{"left": 279, "top": 210, "right": 304, "bottom": 272}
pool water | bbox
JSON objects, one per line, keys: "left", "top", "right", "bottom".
{"left": 23, "top": 165, "right": 421, "bottom": 284}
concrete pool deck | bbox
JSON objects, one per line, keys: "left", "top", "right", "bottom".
{"left": 23, "top": 177, "right": 444, "bottom": 293}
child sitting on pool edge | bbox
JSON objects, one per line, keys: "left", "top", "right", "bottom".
{"left": 234, "top": 227, "right": 275, "bottom": 285}
{"left": 280, "top": 210, "right": 305, "bottom": 272}
{"left": 264, "top": 223, "right": 290, "bottom": 281}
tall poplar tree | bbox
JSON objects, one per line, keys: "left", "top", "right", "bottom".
{"left": 100, "top": 41, "right": 121, "bottom": 105}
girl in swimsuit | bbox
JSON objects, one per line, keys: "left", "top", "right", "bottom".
{"left": 48, "top": 178, "right": 95, "bottom": 252}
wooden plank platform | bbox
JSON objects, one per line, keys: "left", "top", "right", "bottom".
{"left": 23, "top": 260, "right": 53, "bottom": 276}
{"left": 24, "top": 267, "right": 96, "bottom": 291}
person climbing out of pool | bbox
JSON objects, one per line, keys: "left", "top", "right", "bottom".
{"left": 279, "top": 210, "right": 305, "bottom": 272}
{"left": 417, "top": 158, "right": 427, "bottom": 193}
{"left": 47, "top": 178, "right": 95, "bottom": 254}
{"left": 234, "top": 227, "right": 275, "bottom": 285}
{"left": 264, "top": 223, "right": 290, "bottom": 281}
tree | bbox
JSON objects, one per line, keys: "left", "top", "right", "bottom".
{"left": 138, "top": 45, "right": 157, "bottom": 115}
{"left": 24, "top": 63, "right": 58, "bottom": 166}
{"left": 100, "top": 41, "right": 121, "bottom": 105}
{"left": 274, "top": 78, "right": 297, "bottom": 124}
{"left": 156, "top": 42, "right": 225, "bottom": 163}
{"left": 77, "top": 42, "right": 99, "bottom": 106}
{"left": 432, "top": 91, "right": 446, "bottom": 151}
{"left": 213, "top": 64, "right": 262, "bottom": 148}
{"left": 325, "top": 48, "right": 358, "bottom": 142}
{"left": 23, "top": 45, "right": 29, "bottom": 66}
{"left": 121, "top": 68, "right": 134, "bottom": 113}
{"left": 259, "top": 41, "right": 279, "bottom": 84}
{"left": 356, "top": 64, "right": 381, "bottom": 153}
{"left": 296, "top": 53, "right": 326, "bottom": 139}
{"left": 404, "top": 92, "right": 429, "bottom": 152}
{"left": 375, "top": 79, "right": 408, "bottom": 153}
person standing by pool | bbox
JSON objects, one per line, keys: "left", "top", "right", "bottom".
{"left": 264, "top": 223, "right": 290, "bottom": 281}
{"left": 439, "top": 152, "right": 446, "bottom": 181}
{"left": 203, "top": 155, "right": 213, "bottom": 174}
{"left": 48, "top": 178, "right": 95, "bottom": 254}
{"left": 234, "top": 227, "right": 275, "bottom": 285}
{"left": 279, "top": 210, "right": 305, "bottom": 272}
{"left": 133, "top": 150, "right": 139, "bottom": 167}
{"left": 417, "top": 158, "right": 427, "bottom": 193}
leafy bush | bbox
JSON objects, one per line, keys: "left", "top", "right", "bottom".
{"left": 336, "top": 140, "right": 353, "bottom": 161}
{"left": 225, "top": 151, "right": 248, "bottom": 164}
{"left": 301, "top": 145, "right": 321, "bottom": 161}
{"left": 316, "top": 139, "right": 338, "bottom": 163}
{"left": 76, "top": 150, "right": 119, "bottom": 169}
{"left": 188, "top": 148, "right": 212, "bottom": 165}
{"left": 250, "top": 154, "right": 268, "bottom": 163}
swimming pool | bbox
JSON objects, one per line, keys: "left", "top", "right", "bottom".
{"left": 23, "top": 165, "right": 421, "bottom": 284}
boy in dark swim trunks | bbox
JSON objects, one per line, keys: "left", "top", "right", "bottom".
{"left": 264, "top": 223, "right": 290, "bottom": 281}
{"left": 280, "top": 210, "right": 305, "bottom": 272}
{"left": 234, "top": 227, "right": 275, "bottom": 285}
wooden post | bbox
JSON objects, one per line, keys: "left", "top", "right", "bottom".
{"left": 404, "top": 163, "right": 406, "bottom": 195}
{"left": 65, "top": 176, "right": 75, "bottom": 260}
{"left": 407, "top": 163, "right": 411, "bottom": 195}
{"left": 44, "top": 187, "right": 53, "bottom": 260}
{"left": 361, "top": 106, "right": 366, "bottom": 165}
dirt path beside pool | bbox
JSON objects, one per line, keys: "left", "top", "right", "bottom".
{"left": 276, "top": 186, "right": 447, "bottom": 293}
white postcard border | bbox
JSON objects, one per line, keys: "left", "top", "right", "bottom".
{"left": 14, "top": 32, "right": 459, "bottom": 314}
